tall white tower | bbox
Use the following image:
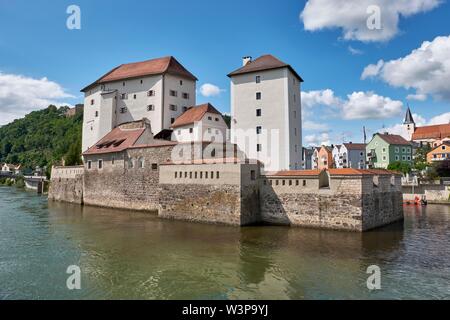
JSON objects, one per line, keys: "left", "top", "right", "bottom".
{"left": 228, "top": 55, "right": 303, "bottom": 172}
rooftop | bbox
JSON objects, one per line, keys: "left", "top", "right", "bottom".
{"left": 267, "top": 168, "right": 400, "bottom": 177}
{"left": 412, "top": 123, "right": 450, "bottom": 140}
{"left": 227, "top": 54, "right": 303, "bottom": 81}
{"left": 81, "top": 56, "right": 197, "bottom": 92}
{"left": 377, "top": 133, "right": 411, "bottom": 145}
{"left": 171, "top": 103, "right": 223, "bottom": 128}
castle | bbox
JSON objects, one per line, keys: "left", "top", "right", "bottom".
{"left": 49, "top": 55, "right": 404, "bottom": 232}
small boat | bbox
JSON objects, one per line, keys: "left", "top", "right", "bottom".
{"left": 403, "top": 196, "right": 427, "bottom": 206}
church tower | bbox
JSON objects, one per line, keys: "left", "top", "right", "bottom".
{"left": 403, "top": 106, "right": 415, "bottom": 141}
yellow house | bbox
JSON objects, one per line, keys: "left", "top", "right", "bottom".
{"left": 427, "top": 142, "right": 450, "bottom": 163}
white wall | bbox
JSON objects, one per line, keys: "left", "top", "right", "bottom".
{"left": 172, "top": 112, "right": 228, "bottom": 143}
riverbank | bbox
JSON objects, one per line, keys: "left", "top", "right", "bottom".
{"left": 1, "top": 186, "right": 449, "bottom": 299}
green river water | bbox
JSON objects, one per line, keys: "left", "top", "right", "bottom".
{"left": 0, "top": 186, "right": 449, "bottom": 299}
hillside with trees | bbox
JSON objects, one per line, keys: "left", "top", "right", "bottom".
{"left": 0, "top": 105, "right": 83, "bottom": 173}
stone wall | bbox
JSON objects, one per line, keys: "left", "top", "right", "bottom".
{"left": 158, "top": 162, "right": 261, "bottom": 225}
{"left": 48, "top": 166, "right": 84, "bottom": 204}
{"left": 260, "top": 173, "right": 403, "bottom": 231}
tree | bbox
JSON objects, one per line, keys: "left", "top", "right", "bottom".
{"left": 434, "top": 160, "right": 450, "bottom": 177}
{"left": 222, "top": 114, "right": 231, "bottom": 128}
{"left": 64, "top": 138, "right": 82, "bottom": 166}
{"left": 413, "top": 145, "right": 431, "bottom": 172}
{"left": 387, "top": 161, "right": 412, "bottom": 175}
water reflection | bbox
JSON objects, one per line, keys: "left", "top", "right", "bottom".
{"left": 1, "top": 189, "right": 449, "bottom": 300}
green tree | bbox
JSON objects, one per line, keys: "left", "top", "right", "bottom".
{"left": 413, "top": 145, "right": 431, "bottom": 172}
{"left": 64, "top": 138, "right": 82, "bottom": 166}
{"left": 388, "top": 161, "right": 412, "bottom": 175}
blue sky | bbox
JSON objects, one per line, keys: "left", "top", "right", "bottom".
{"left": 1, "top": 0, "right": 449, "bottom": 145}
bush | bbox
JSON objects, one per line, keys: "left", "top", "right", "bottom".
{"left": 387, "top": 161, "right": 412, "bottom": 175}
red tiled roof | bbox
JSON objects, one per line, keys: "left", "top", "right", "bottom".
{"left": 81, "top": 56, "right": 197, "bottom": 92}
{"left": 343, "top": 143, "right": 366, "bottom": 150}
{"left": 171, "top": 103, "right": 222, "bottom": 128}
{"left": 83, "top": 127, "right": 145, "bottom": 155}
{"left": 227, "top": 54, "right": 303, "bottom": 81}
{"left": 378, "top": 134, "right": 411, "bottom": 145}
{"left": 412, "top": 124, "right": 450, "bottom": 140}
{"left": 267, "top": 168, "right": 400, "bottom": 177}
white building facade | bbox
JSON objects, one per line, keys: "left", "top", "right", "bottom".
{"left": 81, "top": 56, "right": 197, "bottom": 153}
{"left": 332, "top": 143, "right": 366, "bottom": 169}
{"left": 228, "top": 55, "right": 303, "bottom": 172}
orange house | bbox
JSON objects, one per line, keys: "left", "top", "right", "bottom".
{"left": 315, "top": 146, "right": 334, "bottom": 170}
{"left": 427, "top": 142, "right": 450, "bottom": 163}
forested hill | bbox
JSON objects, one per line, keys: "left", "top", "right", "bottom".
{"left": 0, "top": 105, "right": 83, "bottom": 172}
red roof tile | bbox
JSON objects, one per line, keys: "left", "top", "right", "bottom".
{"left": 227, "top": 54, "right": 303, "bottom": 81}
{"left": 83, "top": 126, "right": 145, "bottom": 155}
{"left": 378, "top": 134, "right": 411, "bottom": 145}
{"left": 171, "top": 103, "right": 222, "bottom": 128}
{"left": 81, "top": 56, "right": 197, "bottom": 92}
{"left": 412, "top": 124, "right": 450, "bottom": 140}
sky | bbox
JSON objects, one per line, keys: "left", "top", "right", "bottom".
{"left": 0, "top": 0, "right": 449, "bottom": 146}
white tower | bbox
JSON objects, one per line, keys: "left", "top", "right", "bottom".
{"left": 403, "top": 106, "right": 416, "bottom": 141}
{"left": 228, "top": 55, "right": 303, "bottom": 172}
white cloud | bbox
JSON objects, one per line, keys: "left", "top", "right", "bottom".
{"left": 381, "top": 113, "right": 427, "bottom": 139}
{"left": 199, "top": 83, "right": 224, "bottom": 97}
{"left": 302, "top": 89, "right": 403, "bottom": 120}
{"left": 342, "top": 91, "right": 403, "bottom": 120}
{"left": 304, "top": 132, "right": 331, "bottom": 146}
{"left": 0, "top": 72, "right": 74, "bottom": 125}
{"left": 429, "top": 112, "right": 450, "bottom": 125}
{"left": 362, "top": 35, "right": 450, "bottom": 100}
{"left": 300, "top": 0, "right": 441, "bottom": 42}
{"left": 406, "top": 93, "right": 427, "bottom": 101}
{"left": 348, "top": 46, "right": 363, "bottom": 55}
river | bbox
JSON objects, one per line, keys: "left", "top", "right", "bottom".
{"left": 0, "top": 186, "right": 449, "bottom": 299}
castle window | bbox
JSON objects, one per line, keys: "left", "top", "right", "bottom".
{"left": 257, "top": 144, "right": 262, "bottom": 152}
{"left": 147, "top": 105, "right": 155, "bottom": 111}
{"left": 133, "top": 94, "right": 137, "bottom": 99}
{"left": 200, "top": 172, "right": 203, "bottom": 179}
{"left": 251, "top": 170, "right": 256, "bottom": 181}
{"left": 140, "top": 80, "right": 143, "bottom": 84}
{"left": 182, "top": 93, "right": 189, "bottom": 99}
{"left": 180, "top": 80, "right": 183, "bottom": 86}
{"left": 120, "top": 107, "right": 127, "bottom": 114}
{"left": 179, "top": 171, "right": 182, "bottom": 178}
{"left": 211, "top": 149, "right": 216, "bottom": 157}
{"left": 95, "top": 111, "right": 98, "bottom": 117}
{"left": 128, "top": 158, "right": 134, "bottom": 168}
{"left": 87, "top": 161, "right": 92, "bottom": 169}
{"left": 189, "top": 128, "right": 193, "bottom": 134}
{"left": 182, "top": 106, "right": 188, "bottom": 112}
{"left": 215, "top": 118, "right": 219, "bottom": 121}
{"left": 208, "top": 128, "right": 212, "bottom": 133}
{"left": 211, "top": 171, "right": 214, "bottom": 179}
{"left": 169, "top": 105, "right": 177, "bottom": 111}
{"left": 275, "top": 180, "right": 279, "bottom": 186}
{"left": 256, "top": 109, "right": 261, "bottom": 117}
{"left": 195, "top": 172, "right": 198, "bottom": 179}
{"left": 112, "top": 157, "right": 115, "bottom": 165}
{"left": 294, "top": 110, "right": 297, "bottom": 118}
{"left": 169, "top": 90, "right": 177, "bottom": 97}
{"left": 190, "top": 172, "right": 193, "bottom": 179}
{"left": 175, "top": 172, "right": 177, "bottom": 178}
{"left": 256, "top": 76, "right": 261, "bottom": 83}
{"left": 147, "top": 90, "right": 155, "bottom": 97}
{"left": 216, "top": 171, "right": 219, "bottom": 179}
{"left": 151, "top": 163, "right": 158, "bottom": 171}
{"left": 121, "top": 93, "right": 128, "bottom": 100}
{"left": 205, "top": 172, "right": 208, "bottom": 179}
{"left": 256, "top": 92, "right": 261, "bottom": 100}
{"left": 171, "top": 118, "right": 175, "bottom": 124}
{"left": 256, "top": 126, "right": 262, "bottom": 134}
{"left": 289, "top": 180, "right": 292, "bottom": 186}
{"left": 185, "top": 172, "right": 188, "bottom": 178}
{"left": 98, "top": 160, "right": 103, "bottom": 170}
{"left": 319, "top": 171, "right": 330, "bottom": 189}
{"left": 208, "top": 116, "right": 212, "bottom": 120}
{"left": 123, "top": 82, "right": 125, "bottom": 86}
{"left": 282, "top": 180, "right": 285, "bottom": 186}
{"left": 90, "top": 99, "right": 95, "bottom": 105}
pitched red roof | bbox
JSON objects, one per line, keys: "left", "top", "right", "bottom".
{"left": 83, "top": 126, "right": 145, "bottom": 155}
{"left": 171, "top": 103, "right": 222, "bottom": 128}
{"left": 343, "top": 143, "right": 366, "bottom": 150}
{"left": 412, "top": 123, "right": 450, "bottom": 140}
{"left": 81, "top": 56, "right": 197, "bottom": 92}
{"left": 227, "top": 54, "right": 303, "bottom": 81}
{"left": 378, "top": 134, "right": 411, "bottom": 145}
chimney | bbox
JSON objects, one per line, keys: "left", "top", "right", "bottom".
{"left": 242, "top": 56, "right": 252, "bottom": 66}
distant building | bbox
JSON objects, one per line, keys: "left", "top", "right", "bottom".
{"left": 228, "top": 54, "right": 303, "bottom": 172}
{"left": 313, "top": 146, "right": 333, "bottom": 170}
{"left": 302, "top": 147, "right": 314, "bottom": 169}
{"left": 171, "top": 103, "right": 228, "bottom": 143}
{"left": 1, "top": 163, "right": 21, "bottom": 175}
{"left": 403, "top": 107, "right": 450, "bottom": 147}
{"left": 65, "top": 104, "right": 84, "bottom": 118}
{"left": 333, "top": 143, "right": 366, "bottom": 169}
{"left": 367, "top": 133, "right": 412, "bottom": 169}
{"left": 427, "top": 142, "right": 450, "bottom": 163}
{"left": 81, "top": 56, "right": 197, "bottom": 153}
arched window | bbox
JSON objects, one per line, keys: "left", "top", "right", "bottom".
{"left": 319, "top": 170, "right": 330, "bottom": 189}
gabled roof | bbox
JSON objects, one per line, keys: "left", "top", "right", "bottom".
{"left": 227, "top": 54, "right": 303, "bottom": 81}
{"left": 171, "top": 103, "right": 222, "bottom": 128}
{"left": 404, "top": 107, "right": 415, "bottom": 124}
{"left": 81, "top": 56, "right": 197, "bottom": 92}
{"left": 377, "top": 133, "right": 411, "bottom": 146}
{"left": 428, "top": 142, "right": 450, "bottom": 153}
{"left": 343, "top": 143, "right": 366, "bottom": 150}
{"left": 83, "top": 126, "right": 145, "bottom": 155}
{"left": 412, "top": 123, "right": 450, "bottom": 140}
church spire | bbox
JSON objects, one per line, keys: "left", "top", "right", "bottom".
{"left": 404, "top": 105, "right": 415, "bottom": 124}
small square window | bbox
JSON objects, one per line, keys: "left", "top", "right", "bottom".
{"left": 256, "top": 126, "right": 262, "bottom": 134}
{"left": 182, "top": 93, "right": 189, "bottom": 99}
{"left": 151, "top": 163, "right": 158, "bottom": 171}
{"left": 170, "top": 90, "right": 177, "bottom": 97}
{"left": 147, "top": 105, "right": 154, "bottom": 111}
{"left": 133, "top": 94, "right": 137, "bottom": 99}
{"left": 90, "top": 99, "right": 94, "bottom": 105}
{"left": 256, "top": 92, "right": 261, "bottom": 100}
{"left": 257, "top": 144, "right": 262, "bottom": 152}
{"left": 189, "top": 128, "right": 193, "bottom": 133}
{"left": 120, "top": 107, "right": 127, "bottom": 114}
{"left": 121, "top": 93, "right": 127, "bottom": 100}
{"left": 169, "top": 105, "right": 177, "bottom": 111}
{"left": 256, "top": 76, "right": 261, "bottom": 83}
{"left": 147, "top": 90, "right": 155, "bottom": 97}
{"left": 256, "top": 109, "right": 262, "bottom": 117}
